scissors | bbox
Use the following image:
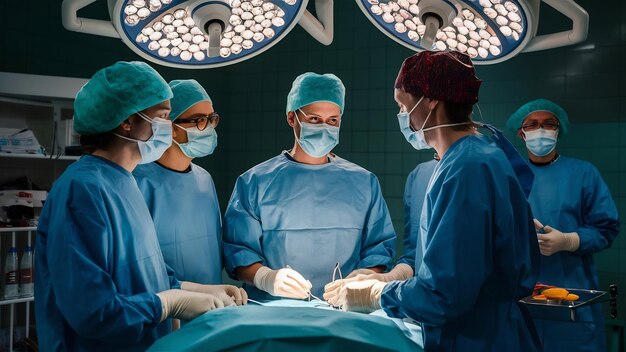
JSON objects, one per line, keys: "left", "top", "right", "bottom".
{"left": 311, "top": 262, "right": 343, "bottom": 309}
{"left": 282, "top": 264, "right": 343, "bottom": 309}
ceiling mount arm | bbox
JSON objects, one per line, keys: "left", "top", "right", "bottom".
{"left": 522, "top": 0, "right": 588, "bottom": 53}
{"left": 61, "top": 0, "right": 120, "bottom": 38}
{"left": 298, "top": 0, "right": 333, "bottom": 46}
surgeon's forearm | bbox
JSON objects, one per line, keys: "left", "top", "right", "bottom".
{"left": 235, "top": 263, "right": 263, "bottom": 285}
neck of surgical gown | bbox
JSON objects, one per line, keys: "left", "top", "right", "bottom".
{"left": 223, "top": 152, "right": 396, "bottom": 299}
{"left": 397, "top": 159, "right": 438, "bottom": 268}
{"left": 35, "top": 155, "right": 172, "bottom": 352}
{"left": 133, "top": 162, "right": 223, "bottom": 284}
{"left": 528, "top": 155, "right": 619, "bottom": 352}
{"left": 380, "top": 135, "right": 541, "bottom": 351}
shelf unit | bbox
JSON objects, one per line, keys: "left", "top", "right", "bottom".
{"left": 0, "top": 72, "right": 87, "bottom": 351}
{"left": 0, "top": 227, "right": 35, "bottom": 352}
{"left": 0, "top": 72, "right": 87, "bottom": 162}
{"left": 0, "top": 297, "right": 33, "bottom": 307}
{"left": 0, "top": 153, "right": 79, "bottom": 161}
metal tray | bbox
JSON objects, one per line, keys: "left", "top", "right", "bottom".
{"left": 519, "top": 288, "right": 608, "bottom": 322}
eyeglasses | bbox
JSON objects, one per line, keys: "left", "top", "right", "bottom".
{"left": 174, "top": 112, "right": 220, "bottom": 131}
{"left": 521, "top": 120, "right": 559, "bottom": 132}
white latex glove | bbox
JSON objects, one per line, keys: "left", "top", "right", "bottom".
{"left": 253, "top": 266, "right": 312, "bottom": 299}
{"left": 181, "top": 281, "right": 248, "bottom": 306}
{"left": 324, "top": 264, "right": 413, "bottom": 305}
{"left": 336, "top": 279, "right": 387, "bottom": 313}
{"left": 346, "top": 268, "right": 377, "bottom": 279}
{"left": 156, "top": 289, "right": 224, "bottom": 322}
{"left": 535, "top": 219, "right": 580, "bottom": 256}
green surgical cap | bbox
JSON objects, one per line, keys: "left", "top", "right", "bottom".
{"left": 286, "top": 72, "right": 345, "bottom": 114}
{"left": 168, "top": 79, "right": 212, "bottom": 120}
{"left": 74, "top": 61, "right": 172, "bottom": 135}
{"left": 506, "top": 99, "right": 570, "bottom": 135}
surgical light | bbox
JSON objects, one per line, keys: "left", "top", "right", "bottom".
{"left": 62, "top": 0, "right": 588, "bottom": 68}
{"left": 355, "top": 0, "right": 589, "bottom": 64}
{"left": 62, "top": 0, "right": 334, "bottom": 68}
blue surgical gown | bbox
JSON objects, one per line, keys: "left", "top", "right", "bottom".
{"left": 397, "top": 159, "right": 438, "bottom": 268}
{"left": 381, "top": 135, "right": 541, "bottom": 351}
{"left": 223, "top": 152, "right": 396, "bottom": 299}
{"left": 529, "top": 156, "right": 619, "bottom": 352}
{"left": 133, "top": 162, "right": 223, "bottom": 284}
{"left": 35, "top": 155, "right": 176, "bottom": 352}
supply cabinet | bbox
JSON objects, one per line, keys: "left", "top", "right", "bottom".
{"left": 0, "top": 72, "right": 87, "bottom": 351}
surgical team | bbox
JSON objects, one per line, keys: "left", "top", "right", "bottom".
{"left": 34, "top": 51, "right": 619, "bottom": 351}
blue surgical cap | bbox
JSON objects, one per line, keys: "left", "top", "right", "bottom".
{"left": 74, "top": 61, "right": 172, "bottom": 135}
{"left": 168, "top": 79, "right": 212, "bottom": 120}
{"left": 286, "top": 72, "right": 345, "bottom": 114}
{"left": 506, "top": 99, "right": 570, "bottom": 135}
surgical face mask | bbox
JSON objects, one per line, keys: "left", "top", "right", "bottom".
{"left": 397, "top": 96, "right": 473, "bottom": 150}
{"left": 523, "top": 128, "right": 558, "bottom": 157}
{"left": 174, "top": 124, "right": 217, "bottom": 158}
{"left": 293, "top": 110, "right": 340, "bottom": 158}
{"left": 114, "top": 111, "right": 173, "bottom": 164}
{"left": 398, "top": 96, "right": 430, "bottom": 150}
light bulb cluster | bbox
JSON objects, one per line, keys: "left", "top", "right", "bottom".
{"left": 129, "top": 0, "right": 296, "bottom": 62}
{"left": 478, "top": 0, "right": 523, "bottom": 40}
{"left": 220, "top": 0, "right": 290, "bottom": 58}
{"left": 434, "top": 9, "right": 502, "bottom": 59}
{"left": 366, "top": 0, "right": 524, "bottom": 59}
{"left": 124, "top": 0, "right": 173, "bottom": 26}
{"left": 134, "top": 8, "right": 210, "bottom": 61}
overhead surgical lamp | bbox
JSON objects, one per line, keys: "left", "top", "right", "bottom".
{"left": 62, "top": 0, "right": 588, "bottom": 68}
{"left": 355, "top": 0, "right": 589, "bottom": 64}
{"left": 62, "top": 0, "right": 334, "bottom": 68}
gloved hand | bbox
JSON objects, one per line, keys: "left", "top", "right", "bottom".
{"left": 253, "top": 266, "right": 312, "bottom": 299}
{"left": 323, "top": 264, "right": 413, "bottom": 305}
{"left": 346, "top": 268, "right": 377, "bottom": 279}
{"left": 335, "top": 279, "right": 387, "bottom": 313}
{"left": 156, "top": 289, "right": 224, "bottom": 322}
{"left": 181, "top": 281, "right": 248, "bottom": 306}
{"left": 535, "top": 219, "right": 580, "bottom": 256}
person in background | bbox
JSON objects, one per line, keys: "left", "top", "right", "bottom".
{"left": 222, "top": 72, "right": 396, "bottom": 301}
{"left": 397, "top": 153, "right": 439, "bottom": 271}
{"left": 327, "top": 51, "right": 541, "bottom": 351}
{"left": 323, "top": 154, "right": 438, "bottom": 295}
{"left": 35, "top": 62, "right": 230, "bottom": 352}
{"left": 507, "top": 98, "right": 620, "bottom": 352}
{"left": 134, "top": 79, "right": 246, "bottom": 307}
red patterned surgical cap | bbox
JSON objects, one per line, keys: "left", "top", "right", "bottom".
{"left": 394, "top": 51, "right": 482, "bottom": 104}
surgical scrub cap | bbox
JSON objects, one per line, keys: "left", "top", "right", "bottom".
{"left": 506, "top": 99, "right": 570, "bottom": 135}
{"left": 286, "top": 72, "right": 345, "bottom": 114}
{"left": 74, "top": 61, "right": 173, "bottom": 135}
{"left": 395, "top": 51, "right": 482, "bottom": 104}
{"left": 168, "top": 79, "right": 212, "bottom": 120}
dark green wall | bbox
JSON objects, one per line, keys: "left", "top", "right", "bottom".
{"left": 2, "top": 0, "right": 625, "bottom": 317}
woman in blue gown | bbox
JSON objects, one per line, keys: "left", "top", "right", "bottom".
{"left": 35, "top": 62, "right": 228, "bottom": 351}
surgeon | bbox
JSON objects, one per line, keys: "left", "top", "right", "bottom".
{"left": 323, "top": 154, "right": 438, "bottom": 295}
{"left": 329, "top": 51, "right": 541, "bottom": 351}
{"left": 134, "top": 79, "right": 246, "bottom": 306}
{"left": 222, "top": 72, "right": 396, "bottom": 300}
{"left": 35, "top": 62, "right": 230, "bottom": 351}
{"left": 397, "top": 154, "right": 438, "bottom": 270}
{"left": 507, "top": 99, "right": 619, "bottom": 352}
